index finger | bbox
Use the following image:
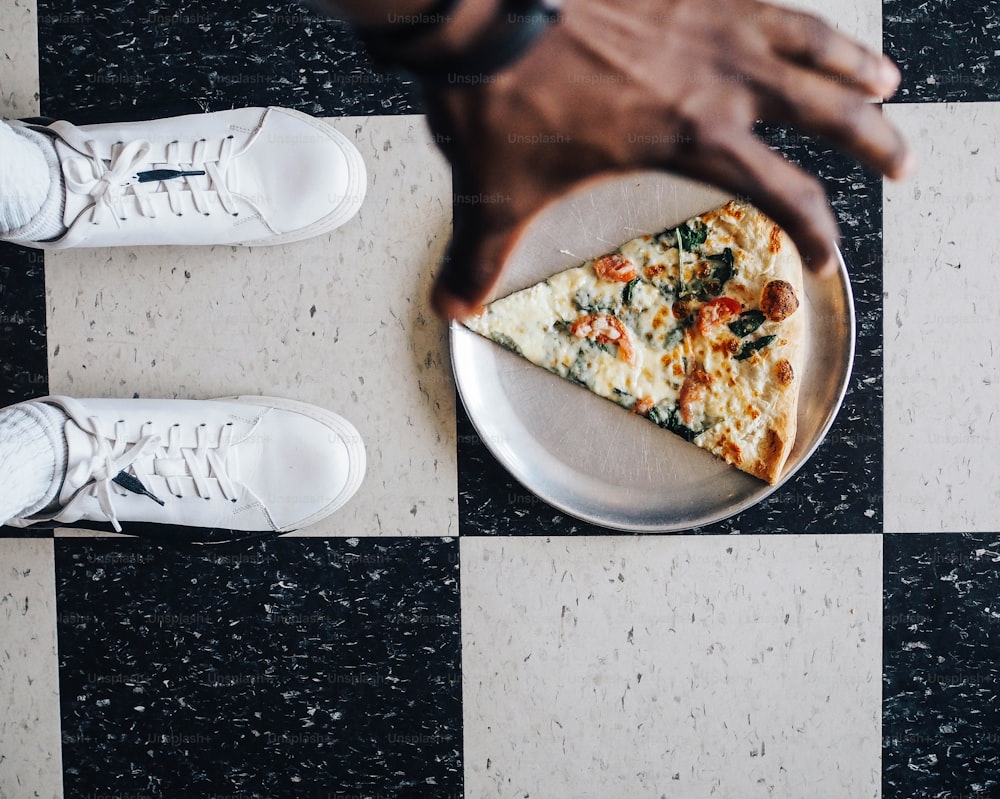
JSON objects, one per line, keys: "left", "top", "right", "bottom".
{"left": 760, "top": 5, "right": 901, "bottom": 99}
{"left": 667, "top": 133, "right": 842, "bottom": 276}
{"left": 431, "top": 199, "right": 524, "bottom": 319}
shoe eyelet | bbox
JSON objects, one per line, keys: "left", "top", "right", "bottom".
{"left": 232, "top": 213, "right": 239, "bottom": 217}
{"left": 231, "top": 498, "right": 237, "bottom": 503}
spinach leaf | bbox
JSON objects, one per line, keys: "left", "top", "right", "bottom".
{"left": 621, "top": 277, "right": 640, "bottom": 306}
{"left": 728, "top": 309, "right": 766, "bottom": 338}
{"left": 573, "top": 288, "right": 613, "bottom": 314}
{"left": 700, "top": 248, "right": 735, "bottom": 293}
{"left": 676, "top": 248, "right": 736, "bottom": 301}
{"left": 567, "top": 350, "right": 593, "bottom": 386}
{"left": 489, "top": 332, "right": 523, "bottom": 356}
{"left": 703, "top": 247, "right": 734, "bottom": 269}
{"left": 663, "top": 326, "right": 686, "bottom": 351}
{"left": 613, "top": 387, "right": 635, "bottom": 407}
{"left": 679, "top": 278, "right": 704, "bottom": 299}
{"left": 734, "top": 334, "right": 777, "bottom": 361}
{"left": 658, "top": 221, "right": 708, "bottom": 252}
{"left": 647, "top": 401, "right": 700, "bottom": 441}
{"left": 647, "top": 402, "right": 672, "bottom": 428}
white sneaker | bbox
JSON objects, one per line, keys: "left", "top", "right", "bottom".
{"left": 2, "top": 107, "right": 366, "bottom": 249}
{"left": 6, "top": 395, "right": 365, "bottom": 536}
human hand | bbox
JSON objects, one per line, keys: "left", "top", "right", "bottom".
{"left": 421, "top": 0, "right": 913, "bottom": 318}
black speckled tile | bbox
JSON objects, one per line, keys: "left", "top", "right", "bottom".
{"left": 458, "top": 126, "right": 883, "bottom": 535}
{"left": 37, "top": 0, "right": 422, "bottom": 123}
{"left": 56, "top": 536, "right": 462, "bottom": 798}
{"left": 0, "top": 242, "right": 51, "bottom": 538}
{"left": 883, "top": 533, "right": 1000, "bottom": 798}
{"left": 885, "top": 0, "right": 1000, "bottom": 103}
{"left": 0, "top": 243, "right": 48, "bottom": 406}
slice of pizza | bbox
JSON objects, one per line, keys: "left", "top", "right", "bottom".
{"left": 462, "top": 199, "right": 805, "bottom": 484}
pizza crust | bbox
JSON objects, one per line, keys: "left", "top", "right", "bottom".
{"left": 753, "top": 229, "right": 804, "bottom": 483}
{"left": 692, "top": 205, "right": 805, "bottom": 484}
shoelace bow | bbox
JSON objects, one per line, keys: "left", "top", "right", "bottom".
{"left": 62, "top": 135, "right": 238, "bottom": 225}
{"left": 61, "top": 417, "right": 240, "bottom": 532}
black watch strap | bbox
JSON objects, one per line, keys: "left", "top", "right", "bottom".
{"left": 353, "top": 0, "right": 463, "bottom": 47}
{"left": 359, "top": 0, "right": 561, "bottom": 87}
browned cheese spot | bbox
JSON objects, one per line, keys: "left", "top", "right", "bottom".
{"left": 766, "top": 428, "right": 783, "bottom": 456}
{"left": 713, "top": 337, "right": 740, "bottom": 356}
{"left": 672, "top": 297, "right": 695, "bottom": 320}
{"left": 651, "top": 306, "right": 671, "bottom": 330}
{"left": 769, "top": 225, "right": 782, "bottom": 254}
{"left": 721, "top": 436, "right": 743, "bottom": 465}
{"left": 760, "top": 279, "right": 799, "bottom": 322}
{"left": 722, "top": 200, "right": 745, "bottom": 221}
{"left": 633, "top": 396, "right": 654, "bottom": 415}
{"left": 775, "top": 358, "right": 795, "bottom": 386}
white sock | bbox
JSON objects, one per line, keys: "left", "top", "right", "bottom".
{"left": 0, "top": 401, "right": 69, "bottom": 524}
{"left": 0, "top": 121, "right": 66, "bottom": 241}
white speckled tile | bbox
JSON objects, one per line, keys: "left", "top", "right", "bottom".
{"left": 0, "top": 539, "right": 62, "bottom": 799}
{"left": 784, "top": 0, "right": 881, "bottom": 54}
{"left": 0, "top": 0, "right": 40, "bottom": 118}
{"left": 45, "top": 114, "right": 456, "bottom": 537}
{"left": 883, "top": 103, "right": 1000, "bottom": 533}
{"left": 462, "top": 535, "right": 882, "bottom": 799}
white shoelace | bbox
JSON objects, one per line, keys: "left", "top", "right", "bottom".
{"left": 60, "top": 417, "right": 240, "bottom": 532}
{"left": 62, "top": 135, "right": 238, "bottom": 227}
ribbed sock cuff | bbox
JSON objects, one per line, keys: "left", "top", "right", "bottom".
{"left": 1, "top": 124, "right": 67, "bottom": 243}
{"left": 0, "top": 400, "right": 69, "bottom": 522}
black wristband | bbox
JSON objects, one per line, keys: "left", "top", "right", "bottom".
{"left": 359, "top": 0, "right": 560, "bottom": 88}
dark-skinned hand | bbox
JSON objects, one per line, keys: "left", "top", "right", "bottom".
{"left": 420, "top": 0, "right": 913, "bottom": 318}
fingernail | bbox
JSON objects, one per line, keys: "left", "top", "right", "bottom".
{"left": 894, "top": 146, "right": 918, "bottom": 179}
{"left": 432, "top": 284, "right": 474, "bottom": 320}
{"left": 802, "top": 239, "right": 839, "bottom": 276}
{"left": 818, "top": 255, "right": 839, "bottom": 278}
{"left": 879, "top": 56, "right": 902, "bottom": 90}
{"left": 805, "top": 253, "right": 837, "bottom": 277}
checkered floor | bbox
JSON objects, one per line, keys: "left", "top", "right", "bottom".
{"left": 1, "top": 1, "right": 999, "bottom": 797}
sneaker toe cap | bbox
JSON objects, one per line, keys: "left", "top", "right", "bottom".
{"left": 243, "top": 404, "right": 365, "bottom": 531}
{"left": 238, "top": 108, "right": 366, "bottom": 236}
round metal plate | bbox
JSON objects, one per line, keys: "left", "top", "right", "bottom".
{"left": 450, "top": 172, "right": 855, "bottom": 532}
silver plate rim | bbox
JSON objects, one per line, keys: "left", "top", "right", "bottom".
{"left": 450, "top": 172, "right": 857, "bottom": 532}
